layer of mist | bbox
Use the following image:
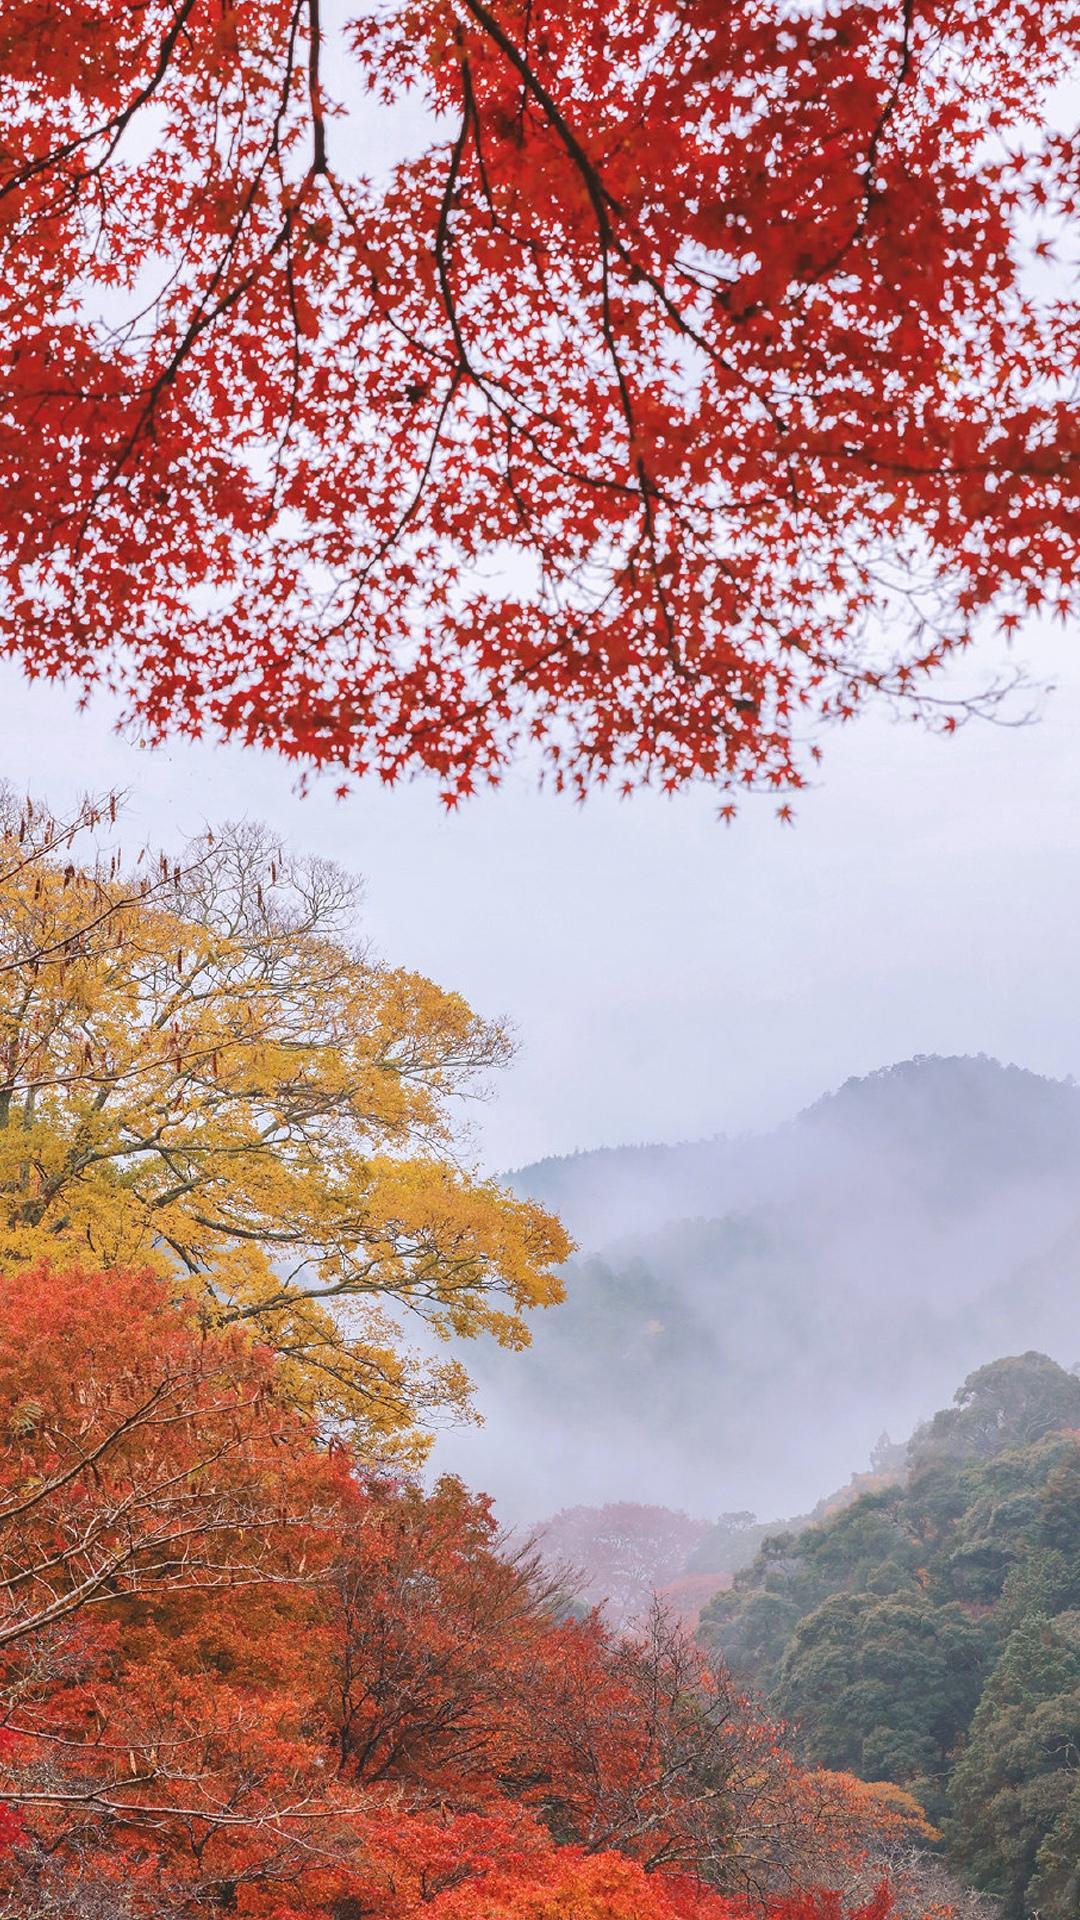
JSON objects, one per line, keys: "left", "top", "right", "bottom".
{"left": 429, "top": 1055, "right": 1080, "bottom": 1527}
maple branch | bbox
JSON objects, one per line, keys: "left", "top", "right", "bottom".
{"left": 456, "top": 0, "right": 791, "bottom": 498}
{"left": 457, "top": 0, "right": 625, "bottom": 225}
{"left": 793, "top": 0, "right": 917, "bottom": 291}
{"left": 307, "top": 0, "right": 329, "bottom": 176}
{"left": 70, "top": 0, "right": 317, "bottom": 554}
{"left": 0, "top": 1380, "right": 173, "bottom": 1525}
{"left": 0, "top": 0, "right": 200, "bottom": 206}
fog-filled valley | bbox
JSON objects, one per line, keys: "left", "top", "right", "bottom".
{"left": 432, "top": 1054, "right": 1080, "bottom": 1527}
{"left": 425, "top": 1053, "right": 1080, "bottom": 1915}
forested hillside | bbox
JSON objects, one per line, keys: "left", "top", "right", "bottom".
{"left": 700, "top": 1353, "right": 1080, "bottom": 1918}
{"left": 436, "top": 1058, "right": 1080, "bottom": 1520}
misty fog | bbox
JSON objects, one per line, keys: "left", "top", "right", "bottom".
{"left": 428, "top": 1054, "right": 1080, "bottom": 1530}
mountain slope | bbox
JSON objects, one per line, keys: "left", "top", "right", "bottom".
{"left": 510, "top": 1054, "right": 1080, "bottom": 1254}
{"left": 698, "top": 1352, "right": 1080, "bottom": 1918}
{"left": 434, "top": 1057, "right": 1080, "bottom": 1522}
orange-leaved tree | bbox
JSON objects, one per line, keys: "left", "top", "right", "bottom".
{"left": 0, "top": 790, "right": 568, "bottom": 1457}
{"left": 0, "top": 0, "right": 1076, "bottom": 802}
{"left": 0, "top": 1263, "right": 930, "bottom": 1918}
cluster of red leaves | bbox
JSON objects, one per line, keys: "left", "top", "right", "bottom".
{"left": 0, "top": 1264, "right": 925, "bottom": 1918}
{"left": 0, "top": 0, "right": 1076, "bottom": 798}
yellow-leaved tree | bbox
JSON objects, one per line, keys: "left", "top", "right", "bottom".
{"left": 0, "top": 790, "right": 570, "bottom": 1461}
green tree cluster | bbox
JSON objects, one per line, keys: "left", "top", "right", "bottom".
{"left": 699, "top": 1354, "right": 1080, "bottom": 1913}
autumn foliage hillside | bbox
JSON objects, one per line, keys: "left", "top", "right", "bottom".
{"left": 0, "top": 1262, "right": 936, "bottom": 1920}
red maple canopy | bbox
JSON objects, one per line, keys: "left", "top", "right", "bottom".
{"left": 1, "top": 0, "right": 1076, "bottom": 797}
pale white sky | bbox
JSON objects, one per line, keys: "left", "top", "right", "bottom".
{"left": 2, "top": 616, "right": 1078, "bottom": 1173}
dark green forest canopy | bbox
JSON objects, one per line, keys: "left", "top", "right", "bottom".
{"left": 699, "top": 1353, "right": 1080, "bottom": 1918}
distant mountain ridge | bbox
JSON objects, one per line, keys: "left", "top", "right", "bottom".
{"left": 509, "top": 1054, "right": 1080, "bottom": 1252}
{"left": 433, "top": 1056, "right": 1080, "bottom": 1525}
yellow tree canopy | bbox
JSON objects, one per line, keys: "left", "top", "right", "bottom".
{"left": 0, "top": 791, "right": 570, "bottom": 1461}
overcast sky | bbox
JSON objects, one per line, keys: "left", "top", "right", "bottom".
{"left": 2, "top": 613, "right": 1079, "bottom": 1174}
